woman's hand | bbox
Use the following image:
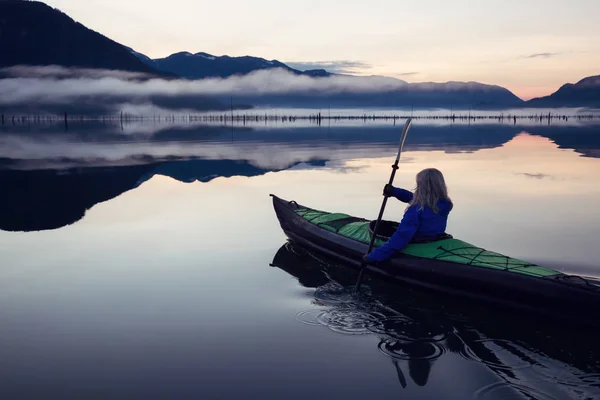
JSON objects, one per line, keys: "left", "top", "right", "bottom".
{"left": 383, "top": 184, "right": 396, "bottom": 197}
{"left": 362, "top": 254, "right": 383, "bottom": 265}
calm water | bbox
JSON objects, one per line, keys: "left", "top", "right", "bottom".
{"left": 1, "top": 117, "right": 600, "bottom": 399}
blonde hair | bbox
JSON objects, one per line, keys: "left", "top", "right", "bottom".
{"left": 410, "top": 168, "right": 451, "bottom": 213}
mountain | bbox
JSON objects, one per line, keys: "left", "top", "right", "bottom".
{"left": 0, "top": 0, "right": 167, "bottom": 75}
{"left": 226, "top": 80, "right": 524, "bottom": 109}
{"left": 128, "top": 49, "right": 522, "bottom": 108}
{"left": 0, "top": 1, "right": 526, "bottom": 110}
{"left": 0, "top": 1, "right": 238, "bottom": 114}
{"left": 526, "top": 75, "right": 600, "bottom": 108}
{"left": 132, "top": 50, "right": 331, "bottom": 79}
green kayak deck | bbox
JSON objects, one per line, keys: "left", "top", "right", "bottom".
{"left": 295, "top": 206, "right": 561, "bottom": 279}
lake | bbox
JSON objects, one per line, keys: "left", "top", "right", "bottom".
{"left": 1, "top": 115, "right": 600, "bottom": 399}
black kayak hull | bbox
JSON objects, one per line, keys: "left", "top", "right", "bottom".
{"left": 271, "top": 194, "right": 600, "bottom": 329}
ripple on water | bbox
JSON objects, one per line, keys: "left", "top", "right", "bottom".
{"left": 531, "top": 365, "right": 600, "bottom": 389}
{"left": 296, "top": 308, "right": 387, "bottom": 335}
{"left": 474, "top": 381, "right": 560, "bottom": 400}
{"left": 370, "top": 316, "right": 449, "bottom": 342}
{"left": 296, "top": 309, "right": 325, "bottom": 326}
{"left": 313, "top": 284, "right": 360, "bottom": 304}
{"left": 315, "top": 309, "right": 385, "bottom": 335}
{"left": 580, "top": 373, "right": 600, "bottom": 388}
{"left": 378, "top": 338, "right": 445, "bottom": 361}
{"left": 456, "top": 338, "right": 536, "bottom": 371}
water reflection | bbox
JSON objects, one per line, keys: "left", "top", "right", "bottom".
{"left": 271, "top": 242, "right": 600, "bottom": 398}
{"left": 2, "top": 122, "right": 600, "bottom": 171}
{"left": 1, "top": 122, "right": 599, "bottom": 232}
{"left": 0, "top": 158, "right": 325, "bottom": 232}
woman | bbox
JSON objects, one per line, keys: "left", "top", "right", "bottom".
{"left": 364, "top": 168, "right": 453, "bottom": 264}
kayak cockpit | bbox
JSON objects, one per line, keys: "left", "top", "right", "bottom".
{"left": 368, "top": 219, "right": 453, "bottom": 244}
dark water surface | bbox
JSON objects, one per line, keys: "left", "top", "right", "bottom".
{"left": 1, "top": 119, "right": 600, "bottom": 399}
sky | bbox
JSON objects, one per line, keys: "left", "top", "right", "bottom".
{"left": 43, "top": 0, "right": 600, "bottom": 100}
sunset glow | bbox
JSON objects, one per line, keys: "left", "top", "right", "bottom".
{"left": 41, "top": 0, "right": 600, "bottom": 100}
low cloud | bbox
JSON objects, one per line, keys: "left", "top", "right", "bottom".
{"left": 285, "top": 60, "right": 372, "bottom": 74}
{"left": 518, "top": 172, "right": 550, "bottom": 179}
{"left": 0, "top": 65, "right": 508, "bottom": 113}
{"left": 396, "top": 72, "right": 419, "bottom": 77}
{"left": 0, "top": 65, "right": 411, "bottom": 106}
{"left": 523, "top": 52, "right": 559, "bottom": 59}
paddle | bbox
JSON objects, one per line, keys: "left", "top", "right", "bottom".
{"left": 355, "top": 118, "right": 413, "bottom": 291}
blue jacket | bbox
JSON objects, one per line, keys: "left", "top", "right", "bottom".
{"left": 367, "top": 187, "right": 453, "bottom": 263}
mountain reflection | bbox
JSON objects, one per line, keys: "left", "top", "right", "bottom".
{"left": 0, "top": 158, "right": 325, "bottom": 232}
{"left": 1, "top": 123, "right": 599, "bottom": 170}
{"left": 1, "top": 122, "right": 599, "bottom": 232}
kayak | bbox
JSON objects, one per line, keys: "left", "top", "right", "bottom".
{"left": 270, "top": 194, "right": 600, "bottom": 328}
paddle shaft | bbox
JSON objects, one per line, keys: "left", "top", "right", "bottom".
{"left": 355, "top": 118, "right": 412, "bottom": 290}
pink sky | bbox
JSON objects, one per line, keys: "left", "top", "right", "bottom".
{"left": 44, "top": 0, "right": 600, "bottom": 100}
